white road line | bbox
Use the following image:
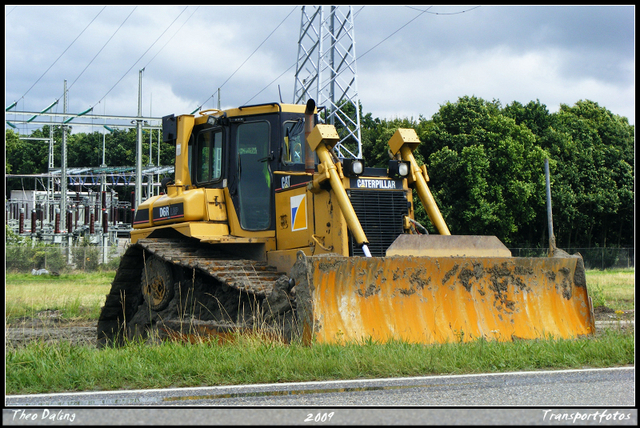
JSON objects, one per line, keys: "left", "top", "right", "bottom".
{"left": 7, "top": 366, "right": 634, "bottom": 399}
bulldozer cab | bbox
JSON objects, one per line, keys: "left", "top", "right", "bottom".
{"left": 184, "top": 104, "right": 314, "bottom": 233}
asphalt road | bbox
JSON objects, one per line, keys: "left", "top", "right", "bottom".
{"left": 4, "top": 367, "right": 636, "bottom": 425}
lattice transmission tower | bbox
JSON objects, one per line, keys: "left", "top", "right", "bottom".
{"left": 293, "top": 5, "right": 362, "bottom": 159}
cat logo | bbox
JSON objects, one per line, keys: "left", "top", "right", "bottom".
{"left": 290, "top": 194, "right": 307, "bottom": 231}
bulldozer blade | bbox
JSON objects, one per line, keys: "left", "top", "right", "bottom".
{"left": 290, "top": 252, "right": 595, "bottom": 345}
{"left": 386, "top": 234, "right": 513, "bottom": 258}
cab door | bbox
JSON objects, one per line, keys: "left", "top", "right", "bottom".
{"left": 234, "top": 120, "right": 273, "bottom": 231}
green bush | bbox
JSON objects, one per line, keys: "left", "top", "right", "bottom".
{"left": 43, "top": 247, "right": 68, "bottom": 273}
{"left": 72, "top": 239, "right": 102, "bottom": 272}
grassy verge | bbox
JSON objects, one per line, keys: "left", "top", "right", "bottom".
{"left": 4, "top": 268, "right": 635, "bottom": 395}
{"left": 5, "top": 329, "right": 634, "bottom": 395}
{"left": 5, "top": 272, "right": 114, "bottom": 322}
{"left": 585, "top": 268, "right": 635, "bottom": 310}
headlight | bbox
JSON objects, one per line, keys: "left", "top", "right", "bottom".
{"left": 351, "top": 160, "right": 364, "bottom": 175}
{"left": 398, "top": 162, "right": 409, "bottom": 177}
{"left": 389, "top": 160, "right": 409, "bottom": 177}
{"left": 342, "top": 158, "right": 364, "bottom": 177}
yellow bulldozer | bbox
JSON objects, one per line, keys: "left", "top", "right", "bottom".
{"left": 97, "top": 100, "right": 595, "bottom": 347}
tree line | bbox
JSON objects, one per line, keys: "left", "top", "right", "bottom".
{"left": 5, "top": 126, "right": 173, "bottom": 175}
{"left": 5, "top": 97, "right": 634, "bottom": 248}
{"left": 360, "top": 97, "right": 633, "bottom": 248}
{"left": 5, "top": 126, "right": 174, "bottom": 204}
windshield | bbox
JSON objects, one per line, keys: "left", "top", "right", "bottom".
{"left": 282, "top": 119, "right": 305, "bottom": 164}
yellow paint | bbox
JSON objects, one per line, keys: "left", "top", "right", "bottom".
{"left": 174, "top": 115, "right": 195, "bottom": 187}
{"left": 386, "top": 129, "right": 450, "bottom": 235}
{"left": 311, "top": 189, "right": 350, "bottom": 256}
{"left": 300, "top": 255, "right": 594, "bottom": 344}
{"left": 267, "top": 247, "right": 314, "bottom": 275}
{"left": 130, "top": 221, "right": 230, "bottom": 244}
{"left": 204, "top": 189, "right": 228, "bottom": 222}
{"left": 314, "top": 139, "right": 369, "bottom": 247}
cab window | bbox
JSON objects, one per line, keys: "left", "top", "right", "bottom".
{"left": 195, "top": 129, "right": 222, "bottom": 184}
{"left": 282, "top": 119, "right": 305, "bottom": 164}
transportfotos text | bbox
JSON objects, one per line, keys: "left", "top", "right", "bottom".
{"left": 542, "top": 409, "right": 632, "bottom": 423}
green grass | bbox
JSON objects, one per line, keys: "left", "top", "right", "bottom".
{"left": 4, "top": 269, "right": 635, "bottom": 395}
{"left": 585, "top": 269, "right": 635, "bottom": 310}
{"left": 5, "top": 329, "right": 634, "bottom": 395}
{"left": 5, "top": 272, "right": 114, "bottom": 322}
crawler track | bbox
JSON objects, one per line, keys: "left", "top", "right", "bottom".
{"left": 97, "top": 238, "right": 292, "bottom": 347}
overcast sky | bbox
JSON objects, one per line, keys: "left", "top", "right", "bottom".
{"left": 4, "top": 5, "right": 635, "bottom": 135}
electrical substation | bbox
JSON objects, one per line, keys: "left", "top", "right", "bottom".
{"left": 6, "top": 71, "right": 171, "bottom": 264}
{"left": 6, "top": 6, "right": 362, "bottom": 269}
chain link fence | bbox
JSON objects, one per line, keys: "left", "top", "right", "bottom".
{"left": 5, "top": 245, "right": 126, "bottom": 273}
{"left": 5, "top": 245, "right": 635, "bottom": 273}
{"left": 509, "top": 247, "right": 635, "bottom": 270}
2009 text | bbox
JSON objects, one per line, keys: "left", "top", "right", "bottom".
{"left": 304, "top": 412, "right": 335, "bottom": 423}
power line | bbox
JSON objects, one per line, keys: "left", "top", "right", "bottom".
{"left": 244, "top": 62, "right": 296, "bottom": 106}
{"left": 221, "top": 6, "right": 297, "bottom": 91}
{"left": 248, "top": 6, "right": 431, "bottom": 103}
{"left": 358, "top": 5, "right": 481, "bottom": 60}
{"left": 142, "top": 6, "right": 200, "bottom": 70}
{"left": 406, "top": 5, "right": 481, "bottom": 16}
{"left": 67, "top": 6, "right": 137, "bottom": 94}
{"left": 195, "top": 5, "right": 298, "bottom": 111}
{"left": 92, "top": 6, "right": 190, "bottom": 109}
{"left": 246, "top": 5, "right": 481, "bottom": 103}
{"left": 14, "top": 6, "right": 106, "bottom": 104}
{"left": 358, "top": 6, "right": 433, "bottom": 60}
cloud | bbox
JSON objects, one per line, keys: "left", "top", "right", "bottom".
{"left": 4, "top": 5, "right": 634, "bottom": 133}
{"left": 359, "top": 45, "right": 634, "bottom": 122}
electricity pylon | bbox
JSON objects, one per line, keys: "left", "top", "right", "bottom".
{"left": 293, "top": 5, "right": 362, "bottom": 159}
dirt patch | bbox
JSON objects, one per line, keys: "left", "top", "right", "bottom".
{"left": 594, "top": 305, "right": 635, "bottom": 321}
{"left": 6, "top": 311, "right": 97, "bottom": 348}
{"left": 6, "top": 306, "right": 633, "bottom": 349}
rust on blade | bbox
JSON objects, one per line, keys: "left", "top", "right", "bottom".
{"left": 292, "top": 253, "right": 595, "bottom": 344}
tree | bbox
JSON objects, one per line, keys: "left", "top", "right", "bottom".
{"left": 503, "top": 99, "right": 552, "bottom": 136}
{"left": 538, "top": 100, "right": 634, "bottom": 248}
{"left": 420, "top": 96, "right": 549, "bottom": 245}
{"left": 5, "top": 127, "right": 60, "bottom": 194}
{"left": 5, "top": 126, "right": 174, "bottom": 199}
{"left": 5, "top": 129, "right": 19, "bottom": 174}
{"left": 7, "top": 97, "right": 632, "bottom": 249}
{"left": 361, "top": 116, "right": 423, "bottom": 168}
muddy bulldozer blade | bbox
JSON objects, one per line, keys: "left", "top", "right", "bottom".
{"left": 290, "top": 246, "right": 595, "bottom": 345}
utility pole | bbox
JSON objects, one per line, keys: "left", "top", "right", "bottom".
{"left": 545, "top": 158, "right": 557, "bottom": 255}
{"left": 294, "top": 5, "right": 362, "bottom": 159}
{"left": 148, "top": 93, "right": 153, "bottom": 198}
{"left": 135, "top": 68, "right": 144, "bottom": 209}
{"left": 148, "top": 93, "right": 153, "bottom": 167}
{"left": 60, "top": 80, "right": 68, "bottom": 231}
{"left": 47, "top": 126, "right": 54, "bottom": 223}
